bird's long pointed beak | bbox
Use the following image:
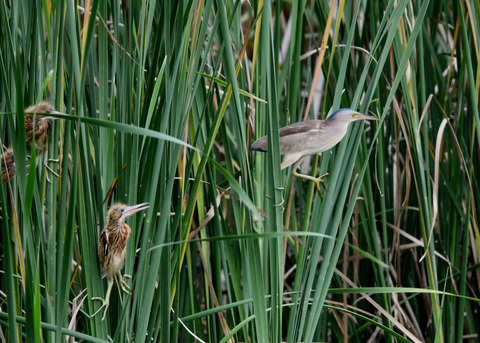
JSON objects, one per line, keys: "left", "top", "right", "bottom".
{"left": 39, "top": 109, "right": 65, "bottom": 115}
{"left": 45, "top": 111, "right": 64, "bottom": 119}
{"left": 354, "top": 113, "right": 380, "bottom": 121}
{"left": 39, "top": 110, "right": 66, "bottom": 121}
{"left": 41, "top": 116, "right": 61, "bottom": 121}
{"left": 27, "top": 106, "right": 66, "bottom": 119}
{"left": 123, "top": 202, "right": 150, "bottom": 218}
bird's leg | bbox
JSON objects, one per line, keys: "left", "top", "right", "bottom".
{"left": 26, "top": 154, "right": 60, "bottom": 183}
{"left": 265, "top": 193, "right": 285, "bottom": 211}
{"left": 118, "top": 272, "right": 132, "bottom": 294}
{"left": 274, "top": 199, "right": 285, "bottom": 213}
{"left": 44, "top": 157, "right": 60, "bottom": 182}
{"left": 291, "top": 158, "right": 328, "bottom": 199}
{"left": 44, "top": 162, "right": 60, "bottom": 183}
{"left": 91, "top": 278, "right": 114, "bottom": 321}
{"left": 46, "top": 157, "right": 60, "bottom": 167}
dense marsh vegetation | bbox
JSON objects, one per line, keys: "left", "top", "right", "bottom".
{"left": 1, "top": 0, "right": 479, "bottom": 342}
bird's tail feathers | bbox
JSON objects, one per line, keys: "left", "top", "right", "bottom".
{"left": 249, "top": 144, "right": 267, "bottom": 152}
{"left": 250, "top": 136, "right": 268, "bottom": 152}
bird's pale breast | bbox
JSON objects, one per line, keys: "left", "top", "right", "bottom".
{"left": 98, "top": 222, "right": 131, "bottom": 279}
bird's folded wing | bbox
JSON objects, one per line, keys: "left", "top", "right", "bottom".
{"left": 278, "top": 120, "right": 323, "bottom": 137}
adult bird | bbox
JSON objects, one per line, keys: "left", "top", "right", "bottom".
{"left": 92, "top": 202, "right": 149, "bottom": 321}
{"left": 250, "top": 108, "right": 379, "bottom": 196}
{"left": 24, "top": 102, "right": 64, "bottom": 181}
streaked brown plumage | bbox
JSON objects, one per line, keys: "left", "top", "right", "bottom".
{"left": 1, "top": 148, "right": 30, "bottom": 183}
{"left": 92, "top": 202, "right": 149, "bottom": 321}
{"left": 1, "top": 103, "right": 62, "bottom": 184}
{"left": 1, "top": 148, "right": 16, "bottom": 183}
{"left": 24, "top": 102, "right": 64, "bottom": 181}
{"left": 25, "top": 102, "right": 62, "bottom": 153}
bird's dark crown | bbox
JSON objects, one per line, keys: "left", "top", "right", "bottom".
{"left": 327, "top": 108, "right": 356, "bottom": 120}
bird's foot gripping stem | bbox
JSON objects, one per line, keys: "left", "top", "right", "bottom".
{"left": 119, "top": 273, "right": 132, "bottom": 294}
{"left": 26, "top": 155, "right": 60, "bottom": 183}
{"left": 45, "top": 159, "right": 60, "bottom": 183}
{"left": 91, "top": 279, "right": 114, "bottom": 321}
{"left": 293, "top": 171, "right": 328, "bottom": 199}
{"left": 91, "top": 297, "right": 110, "bottom": 321}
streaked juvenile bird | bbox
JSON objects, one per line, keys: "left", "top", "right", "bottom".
{"left": 25, "top": 102, "right": 63, "bottom": 153}
{"left": 250, "top": 108, "right": 379, "bottom": 196}
{"left": 92, "top": 202, "right": 149, "bottom": 321}
{"left": 0, "top": 148, "right": 30, "bottom": 183}
{"left": 1, "top": 148, "right": 16, "bottom": 183}
{"left": 24, "top": 102, "right": 64, "bottom": 181}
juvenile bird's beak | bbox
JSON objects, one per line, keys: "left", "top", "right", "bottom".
{"left": 43, "top": 111, "right": 64, "bottom": 120}
{"left": 353, "top": 113, "right": 380, "bottom": 121}
{"left": 122, "top": 202, "right": 150, "bottom": 219}
{"left": 42, "top": 109, "right": 65, "bottom": 115}
{"left": 27, "top": 104, "right": 66, "bottom": 119}
{"left": 38, "top": 109, "right": 65, "bottom": 121}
